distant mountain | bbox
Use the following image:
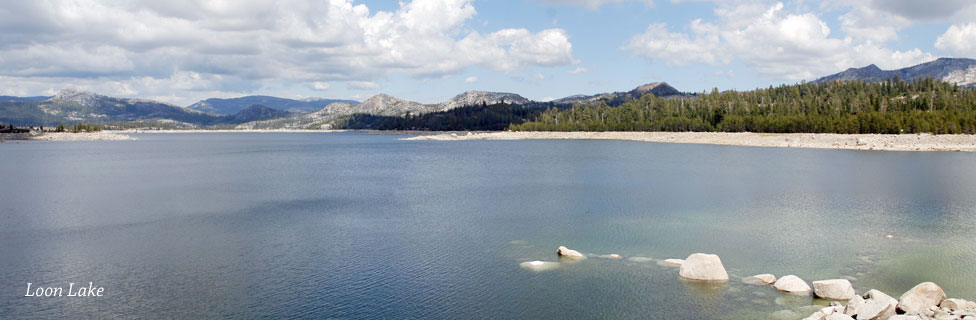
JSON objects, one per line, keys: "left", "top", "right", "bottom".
{"left": 815, "top": 58, "right": 976, "bottom": 87}
{"left": 554, "top": 82, "right": 682, "bottom": 106}
{"left": 435, "top": 91, "right": 529, "bottom": 112}
{"left": 237, "top": 94, "right": 432, "bottom": 129}
{"left": 229, "top": 104, "right": 292, "bottom": 123}
{"left": 0, "top": 95, "right": 51, "bottom": 102}
{"left": 0, "top": 89, "right": 297, "bottom": 127}
{"left": 187, "top": 95, "right": 359, "bottom": 115}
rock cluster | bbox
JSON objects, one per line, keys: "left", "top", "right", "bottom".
{"left": 800, "top": 282, "right": 976, "bottom": 320}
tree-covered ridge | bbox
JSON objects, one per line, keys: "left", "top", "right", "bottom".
{"left": 510, "top": 78, "right": 976, "bottom": 134}
{"left": 336, "top": 102, "right": 546, "bottom": 131}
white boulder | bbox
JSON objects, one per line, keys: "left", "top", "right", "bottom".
{"left": 773, "top": 275, "right": 812, "bottom": 295}
{"left": 813, "top": 279, "right": 857, "bottom": 300}
{"left": 898, "top": 282, "right": 946, "bottom": 314}
{"left": 678, "top": 253, "right": 729, "bottom": 281}
{"left": 857, "top": 299, "right": 896, "bottom": 320}
{"left": 941, "top": 298, "right": 970, "bottom": 311}
{"left": 845, "top": 295, "right": 865, "bottom": 316}
{"left": 557, "top": 246, "right": 586, "bottom": 259}
{"left": 825, "top": 313, "right": 854, "bottom": 320}
{"left": 598, "top": 254, "right": 622, "bottom": 259}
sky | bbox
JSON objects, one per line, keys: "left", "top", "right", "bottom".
{"left": 2, "top": 0, "right": 976, "bottom": 106}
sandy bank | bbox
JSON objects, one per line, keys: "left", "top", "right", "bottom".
{"left": 402, "top": 131, "right": 976, "bottom": 152}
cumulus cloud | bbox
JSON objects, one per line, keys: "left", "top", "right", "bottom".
{"left": 935, "top": 23, "right": 976, "bottom": 57}
{"left": 624, "top": 1, "right": 935, "bottom": 81}
{"left": 0, "top": 0, "right": 578, "bottom": 104}
{"left": 464, "top": 76, "right": 478, "bottom": 83}
{"left": 310, "top": 82, "right": 331, "bottom": 91}
{"left": 568, "top": 67, "right": 590, "bottom": 74}
{"left": 867, "top": 0, "right": 976, "bottom": 21}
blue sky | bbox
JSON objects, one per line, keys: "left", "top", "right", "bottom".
{"left": 1, "top": 0, "right": 975, "bottom": 105}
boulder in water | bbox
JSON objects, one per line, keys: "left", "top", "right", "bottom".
{"left": 519, "top": 260, "right": 559, "bottom": 272}
{"left": 557, "top": 246, "right": 586, "bottom": 259}
{"left": 656, "top": 258, "right": 684, "bottom": 267}
{"left": 678, "top": 253, "right": 729, "bottom": 281}
{"left": 743, "top": 274, "right": 777, "bottom": 285}
{"left": 898, "top": 282, "right": 946, "bottom": 314}
{"left": 773, "top": 275, "right": 811, "bottom": 295}
{"left": 813, "top": 279, "right": 856, "bottom": 300}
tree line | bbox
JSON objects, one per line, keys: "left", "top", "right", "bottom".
{"left": 510, "top": 77, "right": 976, "bottom": 134}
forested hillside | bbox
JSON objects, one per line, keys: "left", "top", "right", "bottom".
{"left": 511, "top": 78, "right": 976, "bottom": 134}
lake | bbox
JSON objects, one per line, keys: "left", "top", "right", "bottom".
{"left": 1, "top": 132, "right": 974, "bottom": 319}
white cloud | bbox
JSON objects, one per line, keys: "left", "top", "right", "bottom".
{"left": 464, "top": 76, "right": 478, "bottom": 83}
{"left": 936, "top": 23, "right": 976, "bottom": 57}
{"left": 568, "top": 67, "right": 590, "bottom": 74}
{"left": 310, "top": 82, "right": 331, "bottom": 91}
{"left": 347, "top": 81, "right": 381, "bottom": 90}
{"left": 536, "top": 0, "right": 654, "bottom": 10}
{"left": 624, "top": 1, "right": 935, "bottom": 81}
{"left": 0, "top": 0, "right": 578, "bottom": 104}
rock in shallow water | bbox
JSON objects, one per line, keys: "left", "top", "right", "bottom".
{"left": 773, "top": 275, "right": 812, "bottom": 295}
{"left": 813, "top": 279, "right": 857, "bottom": 300}
{"left": 656, "top": 258, "right": 684, "bottom": 267}
{"left": 858, "top": 298, "right": 896, "bottom": 320}
{"left": 627, "top": 256, "right": 653, "bottom": 263}
{"left": 678, "top": 253, "right": 729, "bottom": 281}
{"left": 557, "top": 246, "right": 586, "bottom": 259}
{"left": 519, "top": 260, "right": 560, "bottom": 272}
{"left": 598, "top": 254, "right": 622, "bottom": 259}
{"left": 898, "top": 282, "right": 946, "bottom": 314}
{"left": 743, "top": 274, "right": 777, "bottom": 285}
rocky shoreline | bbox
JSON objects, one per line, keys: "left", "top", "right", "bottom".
{"left": 522, "top": 246, "right": 976, "bottom": 320}
{"left": 404, "top": 131, "right": 976, "bottom": 152}
{"left": 0, "top": 131, "right": 135, "bottom": 142}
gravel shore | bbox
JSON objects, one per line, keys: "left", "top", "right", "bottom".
{"left": 403, "top": 131, "right": 976, "bottom": 152}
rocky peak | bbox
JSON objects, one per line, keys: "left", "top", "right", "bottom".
{"left": 631, "top": 82, "right": 681, "bottom": 97}
{"left": 50, "top": 89, "right": 104, "bottom": 107}
{"left": 437, "top": 90, "right": 529, "bottom": 111}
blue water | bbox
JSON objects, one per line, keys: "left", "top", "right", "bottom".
{"left": 1, "top": 132, "right": 974, "bottom": 319}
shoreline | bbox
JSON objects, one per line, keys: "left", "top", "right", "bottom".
{"left": 1, "top": 132, "right": 135, "bottom": 142}
{"left": 402, "top": 131, "right": 976, "bottom": 152}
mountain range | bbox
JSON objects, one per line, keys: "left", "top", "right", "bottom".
{"left": 5, "top": 57, "right": 976, "bottom": 129}
{"left": 186, "top": 96, "right": 358, "bottom": 115}
{"left": 815, "top": 57, "right": 976, "bottom": 87}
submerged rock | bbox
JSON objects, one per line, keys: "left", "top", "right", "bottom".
{"left": 678, "top": 253, "right": 729, "bottom": 281}
{"left": 743, "top": 274, "right": 777, "bottom": 285}
{"left": 656, "top": 258, "right": 684, "bottom": 267}
{"left": 627, "top": 256, "right": 653, "bottom": 263}
{"left": 813, "top": 279, "right": 857, "bottom": 300}
{"left": 598, "top": 254, "right": 622, "bottom": 259}
{"left": 898, "top": 282, "right": 946, "bottom": 314}
{"left": 557, "top": 246, "right": 586, "bottom": 259}
{"left": 519, "top": 260, "right": 560, "bottom": 272}
{"left": 773, "top": 275, "right": 812, "bottom": 295}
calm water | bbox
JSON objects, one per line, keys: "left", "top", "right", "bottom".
{"left": 1, "top": 132, "right": 975, "bottom": 319}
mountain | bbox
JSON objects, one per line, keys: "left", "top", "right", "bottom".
{"left": 0, "top": 95, "right": 51, "bottom": 102}
{"left": 187, "top": 95, "right": 359, "bottom": 114}
{"left": 0, "top": 89, "right": 294, "bottom": 127}
{"left": 815, "top": 58, "right": 976, "bottom": 87}
{"left": 229, "top": 104, "right": 292, "bottom": 123}
{"left": 236, "top": 94, "right": 432, "bottom": 129}
{"left": 435, "top": 91, "right": 529, "bottom": 112}
{"left": 0, "top": 89, "right": 222, "bottom": 126}
{"left": 554, "top": 82, "right": 682, "bottom": 106}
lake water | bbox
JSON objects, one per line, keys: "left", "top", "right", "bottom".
{"left": 1, "top": 132, "right": 975, "bottom": 319}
